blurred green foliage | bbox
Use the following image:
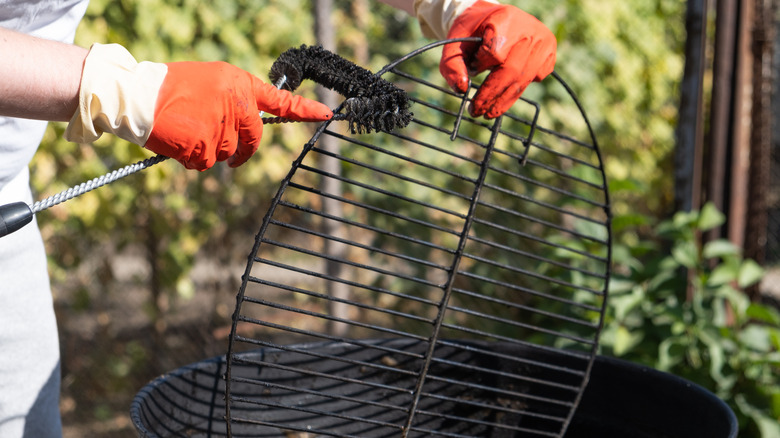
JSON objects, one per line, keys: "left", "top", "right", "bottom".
{"left": 521, "top": 0, "right": 686, "bottom": 227}
{"left": 603, "top": 204, "right": 780, "bottom": 438}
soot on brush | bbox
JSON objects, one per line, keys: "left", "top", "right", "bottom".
{"left": 269, "top": 45, "right": 413, "bottom": 134}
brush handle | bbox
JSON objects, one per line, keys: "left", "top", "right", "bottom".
{"left": 0, "top": 202, "right": 33, "bottom": 238}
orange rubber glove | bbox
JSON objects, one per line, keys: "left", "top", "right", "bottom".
{"left": 66, "top": 44, "right": 333, "bottom": 171}
{"left": 146, "top": 61, "right": 333, "bottom": 170}
{"left": 439, "top": 0, "right": 557, "bottom": 118}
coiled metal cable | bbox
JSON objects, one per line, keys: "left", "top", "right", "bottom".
{"left": 30, "top": 154, "right": 170, "bottom": 214}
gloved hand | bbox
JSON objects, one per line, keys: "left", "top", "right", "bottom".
{"left": 66, "top": 44, "right": 333, "bottom": 170}
{"left": 146, "top": 61, "right": 333, "bottom": 169}
{"left": 415, "top": 0, "right": 557, "bottom": 119}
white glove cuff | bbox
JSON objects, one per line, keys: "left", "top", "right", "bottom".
{"left": 65, "top": 43, "right": 167, "bottom": 145}
{"left": 413, "top": 0, "right": 499, "bottom": 40}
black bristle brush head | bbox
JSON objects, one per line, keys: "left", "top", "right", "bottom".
{"left": 269, "top": 45, "right": 413, "bottom": 134}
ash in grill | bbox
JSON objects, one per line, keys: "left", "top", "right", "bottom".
{"left": 132, "top": 39, "right": 611, "bottom": 438}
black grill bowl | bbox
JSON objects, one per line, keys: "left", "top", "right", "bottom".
{"left": 565, "top": 355, "right": 738, "bottom": 438}
{"left": 130, "top": 340, "right": 737, "bottom": 438}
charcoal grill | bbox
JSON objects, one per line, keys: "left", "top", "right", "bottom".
{"left": 132, "top": 39, "right": 612, "bottom": 438}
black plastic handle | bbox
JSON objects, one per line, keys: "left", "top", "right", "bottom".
{"left": 0, "top": 202, "right": 33, "bottom": 238}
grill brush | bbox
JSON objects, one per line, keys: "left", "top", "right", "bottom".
{"left": 270, "top": 45, "right": 413, "bottom": 134}
{"left": 0, "top": 46, "right": 413, "bottom": 238}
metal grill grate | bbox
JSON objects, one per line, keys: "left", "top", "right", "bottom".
{"left": 221, "top": 41, "right": 611, "bottom": 438}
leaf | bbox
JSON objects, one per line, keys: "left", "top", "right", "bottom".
{"left": 614, "top": 325, "right": 643, "bottom": 356}
{"left": 702, "top": 239, "right": 739, "bottom": 259}
{"left": 697, "top": 202, "right": 726, "bottom": 231}
{"left": 716, "top": 285, "right": 751, "bottom": 317}
{"left": 609, "top": 285, "right": 645, "bottom": 321}
{"left": 608, "top": 178, "right": 643, "bottom": 193}
{"left": 735, "top": 394, "right": 780, "bottom": 438}
{"left": 771, "top": 328, "right": 780, "bottom": 351}
{"left": 737, "top": 259, "right": 765, "bottom": 288}
{"left": 698, "top": 328, "right": 734, "bottom": 390}
{"left": 610, "top": 243, "right": 638, "bottom": 270}
{"left": 568, "top": 163, "right": 603, "bottom": 186}
{"left": 707, "top": 263, "right": 739, "bottom": 287}
{"left": 611, "top": 213, "right": 650, "bottom": 234}
{"left": 574, "top": 218, "right": 609, "bottom": 242}
{"left": 772, "top": 390, "right": 780, "bottom": 420}
{"left": 755, "top": 413, "right": 780, "bottom": 438}
{"left": 658, "top": 337, "right": 684, "bottom": 371}
{"left": 746, "top": 303, "right": 780, "bottom": 325}
{"left": 739, "top": 325, "right": 772, "bottom": 353}
{"left": 607, "top": 277, "right": 635, "bottom": 295}
{"left": 671, "top": 240, "right": 699, "bottom": 269}
{"left": 672, "top": 209, "right": 699, "bottom": 230}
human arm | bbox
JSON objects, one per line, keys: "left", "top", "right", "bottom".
{"left": 0, "top": 26, "right": 87, "bottom": 122}
{"left": 377, "top": 0, "right": 557, "bottom": 119}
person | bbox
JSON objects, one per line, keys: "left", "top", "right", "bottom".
{"left": 0, "top": 0, "right": 556, "bottom": 436}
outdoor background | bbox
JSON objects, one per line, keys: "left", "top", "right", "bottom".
{"left": 26, "top": 0, "right": 779, "bottom": 436}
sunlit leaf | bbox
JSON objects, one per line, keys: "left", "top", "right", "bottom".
{"left": 614, "top": 325, "right": 643, "bottom": 356}
{"left": 697, "top": 202, "right": 726, "bottom": 231}
{"left": 737, "top": 259, "right": 765, "bottom": 288}
{"left": 739, "top": 325, "right": 773, "bottom": 353}
{"left": 746, "top": 303, "right": 780, "bottom": 325}
{"left": 671, "top": 240, "right": 698, "bottom": 269}
{"left": 702, "top": 239, "right": 739, "bottom": 259}
{"left": 707, "top": 263, "right": 738, "bottom": 287}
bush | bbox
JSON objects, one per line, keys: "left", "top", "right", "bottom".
{"left": 601, "top": 203, "right": 780, "bottom": 438}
